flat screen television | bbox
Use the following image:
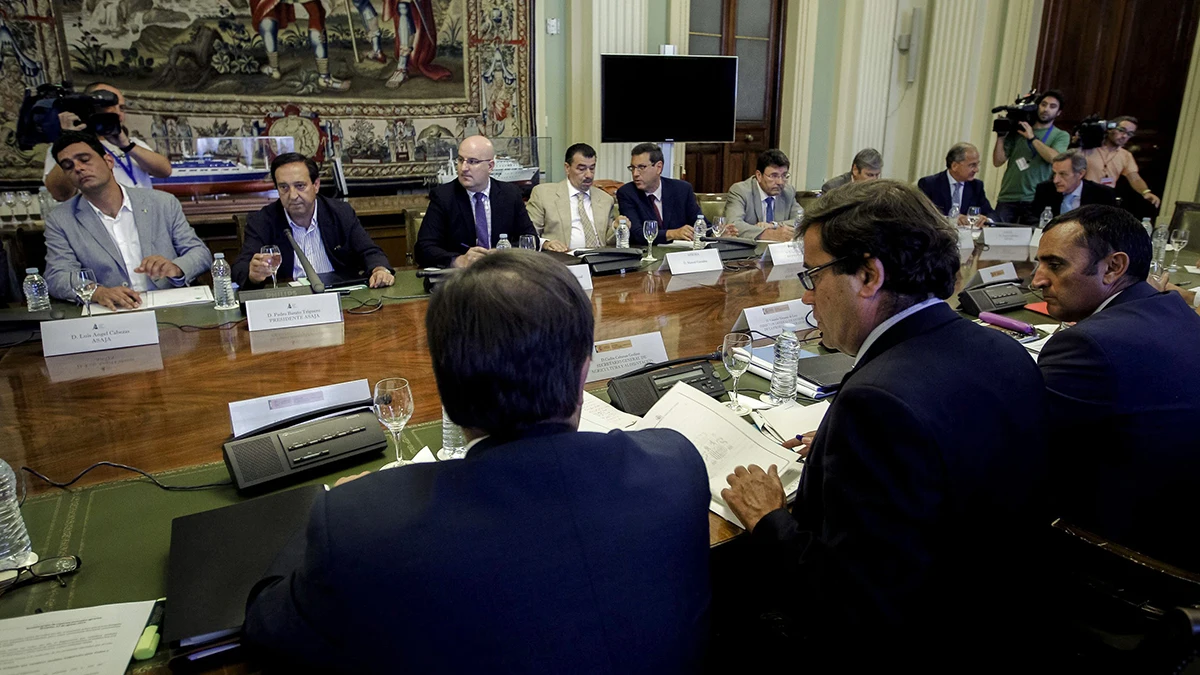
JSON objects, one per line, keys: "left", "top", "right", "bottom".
{"left": 600, "top": 54, "right": 738, "bottom": 143}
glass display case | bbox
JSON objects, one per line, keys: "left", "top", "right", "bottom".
{"left": 150, "top": 136, "right": 294, "bottom": 198}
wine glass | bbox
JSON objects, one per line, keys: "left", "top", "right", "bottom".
{"left": 1, "top": 192, "right": 15, "bottom": 226}
{"left": 713, "top": 216, "right": 728, "bottom": 237}
{"left": 17, "top": 192, "right": 33, "bottom": 223}
{"left": 967, "top": 206, "right": 981, "bottom": 229}
{"left": 722, "top": 333, "right": 753, "bottom": 415}
{"left": 970, "top": 219, "right": 984, "bottom": 246}
{"left": 642, "top": 220, "right": 659, "bottom": 262}
{"left": 260, "top": 245, "right": 282, "bottom": 288}
{"left": 518, "top": 234, "right": 537, "bottom": 250}
{"left": 373, "top": 378, "right": 414, "bottom": 469}
{"left": 1169, "top": 229, "right": 1189, "bottom": 272}
{"left": 73, "top": 268, "right": 97, "bottom": 316}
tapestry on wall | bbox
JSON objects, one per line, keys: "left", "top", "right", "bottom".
{"left": 0, "top": 0, "right": 532, "bottom": 182}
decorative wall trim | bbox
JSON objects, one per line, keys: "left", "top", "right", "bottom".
{"left": 779, "top": 0, "right": 819, "bottom": 189}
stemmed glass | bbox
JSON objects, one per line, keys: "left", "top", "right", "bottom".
{"left": 712, "top": 216, "right": 728, "bottom": 238}
{"left": 642, "top": 220, "right": 659, "bottom": 262}
{"left": 17, "top": 192, "right": 33, "bottom": 223}
{"left": 1, "top": 192, "right": 15, "bottom": 226}
{"left": 722, "top": 333, "right": 752, "bottom": 415}
{"left": 74, "top": 268, "right": 97, "bottom": 316}
{"left": 1169, "top": 229, "right": 1190, "bottom": 272}
{"left": 969, "top": 207, "right": 984, "bottom": 246}
{"left": 518, "top": 234, "right": 537, "bottom": 250}
{"left": 373, "top": 378, "right": 414, "bottom": 469}
{"left": 260, "top": 245, "right": 282, "bottom": 287}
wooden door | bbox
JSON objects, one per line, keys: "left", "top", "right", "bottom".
{"left": 683, "top": 0, "right": 786, "bottom": 195}
{"left": 1034, "top": 0, "right": 1200, "bottom": 218}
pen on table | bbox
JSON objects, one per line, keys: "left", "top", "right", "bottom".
{"left": 133, "top": 597, "right": 166, "bottom": 660}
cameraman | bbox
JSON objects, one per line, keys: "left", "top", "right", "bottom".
{"left": 1080, "top": 116, "right": 1160, "bottom": 208}
{"left": 992, "top": 89, "right": 1069, "bottom": 224}
{"left": 43, "top": 82, "right": 171, "bottom": 202}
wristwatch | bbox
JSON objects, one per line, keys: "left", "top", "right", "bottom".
{"left": 119, "top": 141, "right": 136, "bottom": 154}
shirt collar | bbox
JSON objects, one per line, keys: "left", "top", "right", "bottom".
{"left": 463, "top": 434, "right": 490, "bottom": 456}
{"left": 853, "top": 297, "right": 944, "bottom": 367}
{"left": 648, "top": 181, "right": 663, "bottom": 203}
{"left": 85, "top": 184, "right": 133, "bottom": 221}
{"left": 947, "top": 171, "right": 964, "bottom": 189}
{"left": 1066, "top": 181, "right": 1084, "bottom": 202}
{"left": 285, "top": 204, "right": 318, "bottom": 232}
{"left": 568, "top": 181, "right": 588, "bottom": 200}
{"left": 468, "top": 179, "right": 492, "bottom": 200}
{"left": 1092, "top": 288, "right": 1125, "bottom": 316}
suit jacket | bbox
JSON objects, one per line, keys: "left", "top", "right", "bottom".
{"left": 231, "top": 196, "right": 392, "bottom": 289}
{"left": 43, "top": 187, "right": 211, "bottom": 301}
{"left": 916, "top": 170, "right": 994, "bottom": 217}
{"left": 1038, "top": 281, "right": 1200, "bottom": 569}
{"left": 244, "top": 424, "right": 712, "bottom": 674}
{"left": 751, "top": 303, "right": 1047, "bottom": 668}
{"left": 414, "top": 178, "right": 536, "bottom": 268}
{"left": 723, "top": 176, "right": 802, "bottom": 240}
{"left": 526, "top": 179, "right": 618, "bottom": 247}
{"left": 820, "top": 172, "right": 852, "bottom": 192}
{"left": 1030, "top": 179, "right": 1118, "bottom": 219}
{"left": 616, "top": 177, "right": 703, "bottom": 245}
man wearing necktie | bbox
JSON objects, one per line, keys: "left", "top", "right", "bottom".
{"left": 615, "top": 143, "right": 703, "bottom": 246}
{"left": 723, "top": 149, "right": 803, "bottom": 242}
{"left": 1031, "top": 150, "right": 1117, "bottom": 220}
{"left": 916, "top": 142, "right": 993, "bottom": 224}
{"left": 527, "top": 143, "right": 618, "bottom": 251}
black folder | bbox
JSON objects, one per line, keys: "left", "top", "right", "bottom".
{"left": 795, "top": 352, "right": 856, "bottom": 391}
{"left": 164, "top": 484, "right": 323, "bottom": 648}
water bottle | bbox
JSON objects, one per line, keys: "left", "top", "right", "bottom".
{"left": 212, "top": 253, "right": 239, "bottom": 310}
{"left": 692, "top": 216, "right": 707, "bottom": 250}
{"left": 0, "top": 458, "right": 34, "bottom": 571}
{"left": 440, "top": 406, "right": 465, "bottom": 458}
{"left": 615, "top": 216, "right": 631, "bottom": 248}
{"left": 1037, "top": 207, "right": 1053, "bottom": 230}
{"left": 22, "top": 268, "right": 51, "bottom": 312}
{"left": 947, "top": 204, "right": 960, "bottom": 224}
{"left": 1152, "top": 225, "right": 1170, "bottom": 267}
{"left": 1141, "top": 217, "right": 1153, "bottom": 239}
{"left": 495, "top": 233, "right": 512, "bottom": 250}
{"left": 767, "top": 323, "right": 801, "bottom": 405}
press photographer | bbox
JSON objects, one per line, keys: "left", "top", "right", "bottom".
{"left": 991, "top": 89, "right": 1069, "bottom": 224}
{"left": 1077, "top": 115, "right": 1160, "bottom": 208}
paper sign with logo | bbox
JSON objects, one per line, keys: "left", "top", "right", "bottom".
{"left": 732, "top": 299, "right": 814, "bottom": 338}
{"left": 763, "top": 242, "right": 804, "bottom": 266}
{"left": 985, "top": 227, "right": 1034, "bottom": 247}
{"left": 246, "top": 293, "right": 343, "bottom": 332}
{"left": 568, "top": 264, "right": 593, "bottom": 290}
{"left": 585, "top": 331, "right": 670, "bottom": 383}
{"left": 41, "top": 312, "right": 159, "bottom": 357}
{"left": 663, "top": 248, "right": 723, "bottom": 274}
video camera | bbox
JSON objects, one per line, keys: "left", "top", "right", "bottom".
{"left": 1075, "top": 114, "right": 1115, "bottom": 150}
{"left": 991, "top": 91, "right": 1040, "bottom": 136}
{"left": 16, "top": 83, "right": 121, "bottom": 150}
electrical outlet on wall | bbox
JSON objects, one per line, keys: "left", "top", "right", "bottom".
{"left": 547, "top": 18, "right": 560, "bottom": 35}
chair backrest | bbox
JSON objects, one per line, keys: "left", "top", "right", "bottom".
{"left": 797, "top": 190, "right": 823, "bottom": 214}
{"left": 1168, "top": 201, "right": 1200, "bottom": 252}
{"left": 593, "top": 179, "right": 622, "bottom": 199}
{"left": 696, "top": 193, "right": 727, "bottom": 224}
{"left": 404, "top": 208, "right": 426, "bottom": 265}
{"left": 233, "top": 213, "right": 249, "bottom": 248}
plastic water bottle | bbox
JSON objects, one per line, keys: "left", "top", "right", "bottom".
{"left": 212, "top": 253, "right": 238, "bottom": 310}
{"left": 947, "top": 204, "right": 960, "bottom": 224}
{"left": 615, "top": 216, "right": 630, "bottom": 249}
{"left": 692, "top": 216, "right": 707, "bottom": 250}
{"left": 1142, "top": 217, "right": 1153, "bottom": 239}
{"left": 0, "top": 458, "right": 34, "bottom": 571}
{"left": 767, "top": 323, "right": 801, "bottom": 405}
{"left": 440, "top": 406, "right": 466, "bottom": 459}
{"left": 1038, "top": 207, "right": 1053, "bottom": 230}
{"left": 495, "top": 234, "right": 512, "bottom": 250}
{"left": 22, "top": 268, "right": 51, "bottom": 312}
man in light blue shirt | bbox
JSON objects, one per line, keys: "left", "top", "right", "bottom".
{"left": 1031, "top": 150, "right": 1118, "bottom": 218}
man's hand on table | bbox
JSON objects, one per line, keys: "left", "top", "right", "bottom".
{"left": 369, "top": 267, "right": 395, "bottom": 288}
{"left": 91, "top": 285, "right": 142, "bottom": 310}
{"left": 453, "top": 247, "right": 490, "bottom": 268}
{"left": 757, "top": 224, "right": 795, "bottom": 243}
{"left": 721, "top": 463, "right": 787, "bottom": 532}
{"left": 665, "top": 225, "right": 694, "bottom": 242}
{"left": 542, "top": 240, "right": 569, "bottom": 252}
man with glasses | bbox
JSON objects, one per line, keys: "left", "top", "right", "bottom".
{"left": 414, "top": 135, "right": 536, "bottom": 268}
{"left": 1080, "top": 116, "right": 1160, "bottom": 207}
{"left": 917, "top": 142, "right": 993, "bottom": 224}
{"left": 723, "top": 149, "right": 802, "bottom": 242}
{"left": 720, "top": 180, "right": 1047, "bottom": 669}
{"left": 616, "top": 142, "right": 704, "bottom": 245}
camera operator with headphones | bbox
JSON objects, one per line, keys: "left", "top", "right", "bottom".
{"left": 991, "top": 89, "right": 1070, "bottom": 224}
{"left": 42, "top": 82, "right": 172, "bottom": 202}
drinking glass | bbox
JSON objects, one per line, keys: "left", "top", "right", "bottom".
{"left": 518, "top": 234, "right": 537, "bottom": 250}
{"left": 17, "top": 192, "right": 33, "bottom": 223}
{"left": 260, "top": 245, "right": 282, "bottom": 287}
{"left": 967, "top": 206, "right": 981, "bottom": 228}
{"left": 1, "top": 192, "right": 15, "bottom": 225}
{"left": 970, "top": 217, "right": 984, "bottom": 245}
{"left": 713, "top": 216, "right": 728, "bottom": 237}
{"left": 642, "top": 220, "right": 659, "bottom": 262}
{"left": 1169, "top": 229, "right": 1190, "bottom": 272}
{"left": 722, "top": 333, "right": 753, "bottom": 415}
{"left": 74, "top": 268, "right": 97, "bottom": 316}
{"left": 373, "top": 378, "right": 414, "bottom": 468}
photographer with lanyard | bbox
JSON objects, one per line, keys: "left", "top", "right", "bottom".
{"left": 992, "top": 89, "right": 1070, "bottom": 224}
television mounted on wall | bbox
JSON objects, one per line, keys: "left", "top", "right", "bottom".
{"left": 600, "top": 54, "right": 738, "bottom": 143}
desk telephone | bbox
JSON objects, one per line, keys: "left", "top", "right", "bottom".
{"left": 607, "top": 353, "right": 725, "bottom": 417}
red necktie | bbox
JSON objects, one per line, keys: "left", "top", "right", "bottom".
{"left": 649, "top": 194, "right": 664, "bottom": 228}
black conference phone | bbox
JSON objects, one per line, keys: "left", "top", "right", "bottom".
{"left": 607, "top": 353, "right": 725, "bottom": 417}
{"left": 957, "top": 282, "right": 1029, "bottom": 315}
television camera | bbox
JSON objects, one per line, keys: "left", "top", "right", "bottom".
{"left": 16, "top": 83, "right": 121, "bottom": 151}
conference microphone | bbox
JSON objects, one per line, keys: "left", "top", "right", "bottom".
{"left": 283, "top": 228, "right": 326, "bottom": 294}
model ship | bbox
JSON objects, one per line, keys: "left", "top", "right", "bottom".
{"left": 436, "top": 154, "right": 539, "bottom": 184}
{"left": 152, "top": 156, "right": 274, "bottom": 197}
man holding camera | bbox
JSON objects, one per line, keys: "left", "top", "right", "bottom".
{"left": 1079, "top": 116, "right": 1160, "bottom": 208}
{"left": 42, "top": 82, "right": 172, "bottom": 202}
{"left": 992, "top": 89, "right": 1069, "bottom": 224}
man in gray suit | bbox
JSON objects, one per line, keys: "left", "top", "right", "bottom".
{"left": 724, "top": 149, "right": 802, "bottom": 242}
{"left": 527, "top": 143, "right": 618, "bottom": 251}
{"left": 820, "top": 148, "right": 883, "bottom": 192}
{"left": 44, "top": 131, "right": 211, "bottom": 309}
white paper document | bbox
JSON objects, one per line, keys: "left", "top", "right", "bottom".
{"left": 632, "top": 382, "right": 802, "bottom": 527}
{"left": 579, "top": 391, "right": 641, "bottom": 433}
{"left": 229, "top": 379, "right": 371, "bottom": 437}
{"left": 88, "top": 286, "right": 214, "bottom": 314}
{"left": 585, "top": 332, "right": 670, "bottom": 383}
{"left": 1185, "top": 265, "right": 1200, "bottom": 275}
{"left": 760, "top": 400, "right": 830, "bottom": 441}
{"left": 0, "top": 600, "right": 155, "bottom": 675}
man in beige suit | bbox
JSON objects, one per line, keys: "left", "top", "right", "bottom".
{"left": 527, "top": 143, "right": 617, "bottom": 251}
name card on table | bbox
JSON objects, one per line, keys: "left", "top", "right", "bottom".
{"left": 568, "top": 264, "right": 593, "bottom": 290}
{"left": 585, "top": 331, "right": 669, "bottom": 383}
{"left": 663, "top": 248, "right": 723, "bottom": 275}
{"left": 958, "top": 228, "right": 976, "bottom": 249}
{"left": 732, "top": 299, "right": 814, "bottom": 338}
{"left": 985, "top": 227, "right": 1034, "bottom": 247}
{"left": 764, "top": 242, "right": 805, "bottom": 266}
{"left": 1029, "top": 227, "right": 1045, "bottom": 253}
{"left": 246, "top": 293, "right": 342, "bottom": 332}
{"left": 41, "top": 311, "right": 159, "bottom": 357}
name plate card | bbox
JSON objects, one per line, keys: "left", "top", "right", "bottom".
{"left": 568, "top": 264, "right": 593, "bottom": 290}
{"left": 246, "top": 293, "right": 343, "bottom": 332}
{"left": 1030, "top": 228, "right": 1045, "bottom": 252}
{"left": 585, "top": 331, "right": 669, "bottom": 383}
{"left": 764, "top": 242, "right": 805, "bottom": 266}
{"left": 732, "top": 299, "right": 814, "bottom": 338}
{"left": 985, "top": 227, "right": 1034, "bottom": 247}
{"left": 45, "top": 344, "right": 164, "bottom": 382}
{"left": 663, "top": 248, "right": 723, "bottom": 275}
{"left": 41, "top": 311, "right": 159, "bottom": 357}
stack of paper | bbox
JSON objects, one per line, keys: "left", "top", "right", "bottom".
{"left": 89, "top": 286, "right": 214, "bottom": 314}
{"left": 760, "top": 400, "right": 830, "bottom": 442}
{"left": 578, "top": 391, "right": 642, "bottom": 433}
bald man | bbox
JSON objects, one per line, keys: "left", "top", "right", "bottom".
{"left": 414, "top": 135, "right": 537, "bottom": 268}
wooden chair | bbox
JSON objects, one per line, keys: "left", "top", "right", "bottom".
{"left": 404, "top": 207, "right": 426, "bottom": 266}
{"left": 593, "top": 179, "right": 623, "bottom": 199}
{"left": 695, "top": 193, "right": 728, "bottom": 225}
{"left": 233, "top": 213, "right": 249, "bottom": 248}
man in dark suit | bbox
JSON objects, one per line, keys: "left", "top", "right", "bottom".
{"left": 1030, "top": 150, "right": 1117, "bottom": 222}
{"left": 414, "top": 135, "right": 537, "bottom": 267}
{"left": 616, "top": 142, "right": 703, "bottom": 245}
{"left": 232, "top": 152, "right": 393, "bottom": 289}
{"left": 1033, "top": 205, "right": 1200, "bottom": 569}
{"left": 245, "top": 251, "right": 712, "bottom": 673}
{"left": 720, "top": 180, "right": 1047, "bottom": 669}
{"left": 917, "top": 142, "right": 993, "bottom": 222}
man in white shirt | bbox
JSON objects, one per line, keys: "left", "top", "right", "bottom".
{"left": 43, "top": 132, "right": 210, "bottom": 309}
{"left": 526, "top": 143, "right": 618, "bottom": 251}
{"left": 43, "top": 82, "right": 172, "bottom": 202}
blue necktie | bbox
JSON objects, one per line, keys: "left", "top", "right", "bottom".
{"left": 952, "top": 182, "right": 962, "bottom": 212}
{"left": 473, "top": 192, "right": 489, "bottom": 247}
{"left": 765, "top": 196, "right": 775, "bottom": 223}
